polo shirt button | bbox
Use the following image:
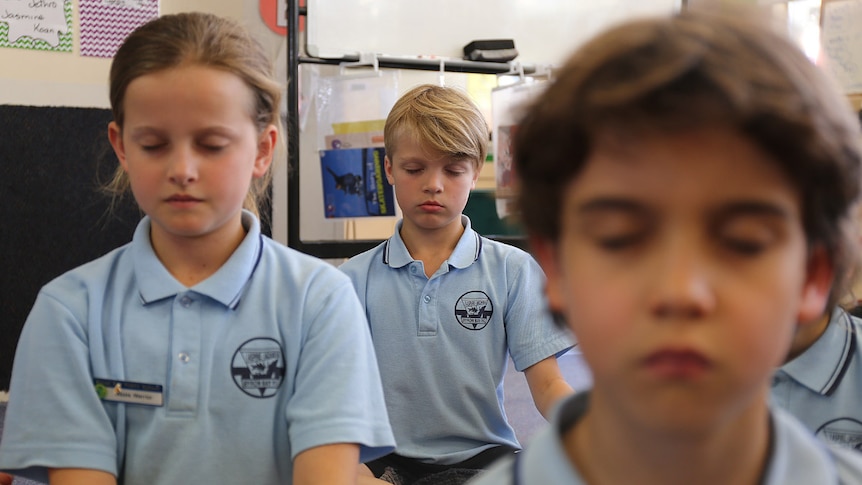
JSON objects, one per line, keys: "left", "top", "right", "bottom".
{"left": 423, "top": 295, "right": 431, "bottom": 303}
{"left": 180, "top": 296, "right": 192, "bottom": 307}
{"left": 178, "top": 352, "right": 191, "bottom": 363}
{"left": 411, "top": 267, "right": 417, "bottom": 274}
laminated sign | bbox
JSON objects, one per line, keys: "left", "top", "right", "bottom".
{"left": 319, "top": 147, "right": 395, "bottom": 218}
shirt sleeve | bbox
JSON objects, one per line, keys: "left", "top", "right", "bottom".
{"left": 504, "top": 253, "right": 575, "bottom": 372}
{"left": 0, "top": 288, "right": 119, "bottom": 482}
{"left": 283, "top": 271, "right": 395, "bottom": 463}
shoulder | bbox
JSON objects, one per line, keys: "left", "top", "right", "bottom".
{"left": 475, "top": 395, "right": 588, "bottom": 485}
{"left": 479, "top": 236, "right": 535, "bottom": 268}
{"left": 258, "top": 237, "right": 353, "bottom": 290}
{"left": 338, "top": 241, "right": 388, "bottom": 276}
{"left": 769, "top": 406, "right": 862, "bottom": 484}
{"left": 40, "top": 244, "right": 132, "bottom": 303}
{"left": 831, "top": 446, "right": 862, "bottom": 485}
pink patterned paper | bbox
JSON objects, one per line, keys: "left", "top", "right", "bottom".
{"left": 80, "top": 0, "right": 158, "bottom": 58}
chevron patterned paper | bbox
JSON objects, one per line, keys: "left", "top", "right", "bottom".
{"left": 0, "top": 0, "right": 72, "bottom": 52}
{"left": 80, "top": 0, "right": 158, "bottom": 58}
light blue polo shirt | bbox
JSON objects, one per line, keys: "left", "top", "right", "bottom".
{"left": 470, "top": 392, "right": 862, "bottom": 484}
{"left": 339, "top": 216, "right": 574, "bottom": 465}
{"left": 0, "top": 211, "right": 394, "bottom": 484}
{"left": 772, "top": 308, "right": 862, "bottom": 452}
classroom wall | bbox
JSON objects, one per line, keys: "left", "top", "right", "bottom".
{"left": 0, "top": 1, "right": 256, "bottom": 107}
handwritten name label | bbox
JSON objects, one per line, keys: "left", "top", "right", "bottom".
{"left": 0, "top": 0, "right": 66, "bottom": 47}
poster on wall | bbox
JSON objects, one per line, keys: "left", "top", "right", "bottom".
{"left": 0, "top": 0, "right": 73, "bottom": 52}
{"left": 79, "top": 0, "right": 159, "bottom": 58}
{"left": 319, "top": 147, "right": 395, "bottom": 218}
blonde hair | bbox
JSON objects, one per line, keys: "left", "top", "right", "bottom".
{"left": 104, "top": 12, "right": 283, "bottom": 219}
{"left": 384, "top": 84, "right": 488, "bottom": 169}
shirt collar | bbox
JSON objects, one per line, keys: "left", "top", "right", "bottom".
{"left": 382, "top": 215, "right": 481, "bottom": 269}
{"left": 780, "top": 308, "right": 855, "bottom": 396}
{"left": 537, "top": 393, "right": 843, "bottom": 485}
{"left": 134, "top": 210, "right": 263, "bottom": 309}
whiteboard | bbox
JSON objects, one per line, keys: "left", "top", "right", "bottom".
{"left": 821, "top": 0, "right": 862, "bottom": 94}
{"left": 307, "top": 0, "right": 681, "bottom": 67}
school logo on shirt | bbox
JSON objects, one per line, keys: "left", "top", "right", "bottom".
{"left": 816, "top": 418, "right": 862, "bottom": 451}
{"left": 454, "top": 291, "right": 493, "bottom": 330}
{"left": 230, "top": 337, "right": 285, "bottom": 398}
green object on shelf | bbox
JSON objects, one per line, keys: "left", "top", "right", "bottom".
{"left": 464, "top": 189, "right": 524, "bottom": 237}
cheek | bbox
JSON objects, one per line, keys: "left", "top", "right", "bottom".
{"left": 720, "top": 270, "right": 802, "bottom": 367}
{"left": 557, "top": 250, "right": 636, "bottom": 348}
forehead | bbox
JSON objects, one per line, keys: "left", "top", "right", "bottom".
{"left": 122, "top": 64, "right": 255, "bottom": 123}
{"left": 390, "top": 133, "right": 476, "bottom": 166}
{"left": 567, "top": 128, "right": 800, "bottom": 213}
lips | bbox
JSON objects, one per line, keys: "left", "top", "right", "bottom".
{"left": 166, "top": 194, "right": 201, "bottom": 202}
{"left": 419, "top": 200, "right": 444, "bottom": 212}
{"left": 642, "top": 349, "right": 712, "bottom": 379}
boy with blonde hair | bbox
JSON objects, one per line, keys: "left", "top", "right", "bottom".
{"left": 341, "top": 84, "right": 575, "bottom": 485}
{"left": 471, "top": 6, "right": 862, "bottom": 484}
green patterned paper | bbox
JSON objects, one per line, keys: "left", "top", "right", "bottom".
{"left": 0, "top": 0, "right": 73, "bottom": 52}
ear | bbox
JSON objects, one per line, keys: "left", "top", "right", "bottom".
{"left": 796, "top": 245, "right": 835, "bottom": 324}
{"left": 107, "top": 121, "right": 128, "bottom": 172}
{"left": 384, "top": 155, "right": 395, "bottom": 185}
{"left": 470, "top": 160, "right": 482, "bottom": 190}
{"left": 530, "top": 235, "right": 566, "bottom": 315}
{"left": 252, "top": 124, "right": 277, "bottom": 178}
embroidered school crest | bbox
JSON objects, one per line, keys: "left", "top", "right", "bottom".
{"left": 455, "top": 291, "right": 493, "bottom": 330}
{"left": 817, "top": 418, "right": 862, "bottom": 451}
{"left": 230, "top": 337, "right": 285, "bottom": 398}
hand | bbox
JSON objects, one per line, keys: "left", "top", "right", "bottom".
{"left": 0, "top": 472, "right": 13, "bottom": 485}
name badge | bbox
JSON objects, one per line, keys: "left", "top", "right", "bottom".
{"left": 94, "top": 378, "right": 164, "bottom": 407}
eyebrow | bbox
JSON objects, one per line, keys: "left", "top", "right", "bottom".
{"left": 711, "top": 201, "right": 792, "bottom": 222}
{"left": 576, "top": 198, "right": 792, "bottom": 220}
{"left": 577, "top": 198, "right": 650, "bottom": 216}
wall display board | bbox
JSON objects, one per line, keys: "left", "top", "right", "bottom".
{"left": 306, "top": 0, "right": 681, "bottom": 66}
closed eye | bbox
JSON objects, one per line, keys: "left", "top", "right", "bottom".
{"left": 720, "top": 237, "right": 767, "bottom": 256}
{"left": 598, "top": 232, "right": 646, "bottom": 251}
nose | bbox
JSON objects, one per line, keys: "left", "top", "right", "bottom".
{"left": 649, "top": 234, "right": 716, "bottom": 320}
{"left": 423, "top": 169, "right": 443, "bottom": 193}
{"left": 167, "top": 147, "right": 198, "bottom": 186}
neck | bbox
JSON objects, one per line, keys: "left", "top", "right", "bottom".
{"left": 567, "top": 391, "right": 772, "bottom": 485}
{"left": 150, "top": 217, "right": 247, "bottom": 287}
{"left": 787, "top": 311, "right": 831, "bottom": 361}
{"left": 399, "top": 216, "right": 465, "bottom": 277}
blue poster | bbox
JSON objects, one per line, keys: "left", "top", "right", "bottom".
{"left": 320, "top": 147, "right": 396, "bottom": 218}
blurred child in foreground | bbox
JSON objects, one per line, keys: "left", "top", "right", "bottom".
{"left": 470, "top": 5, "right": 862, "bottom": 484}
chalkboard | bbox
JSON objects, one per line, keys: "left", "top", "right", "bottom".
{"left": 306, "top": 0, "right": 681, "bottom": 66}
{"left": 822, "top": 0, "right": 862, "bottom": 94}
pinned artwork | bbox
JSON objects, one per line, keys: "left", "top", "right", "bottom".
{"left": 79, "top": 0, "right": 158, "bottom": 58}
{"left": 0, "top": 0, "right": 73, "bottom": 52}
{"left": 320, "top": 147, "right": 395, "bottom": 218}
